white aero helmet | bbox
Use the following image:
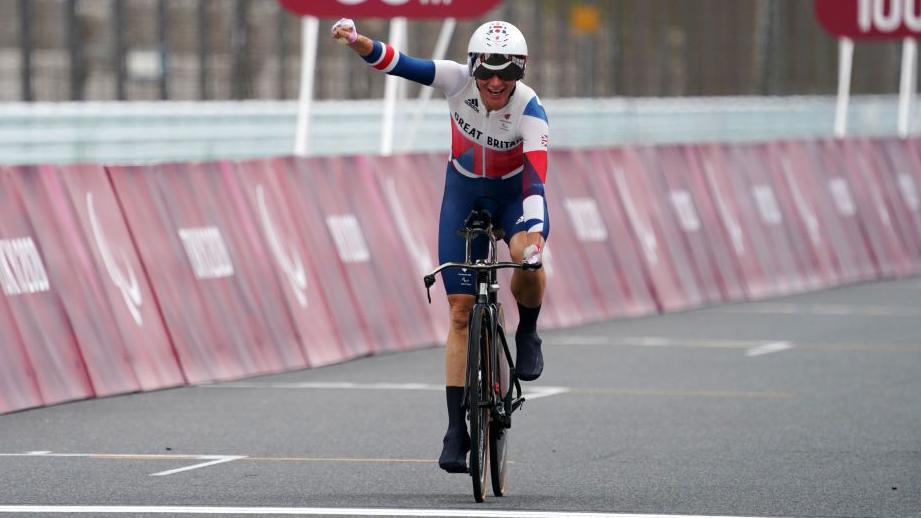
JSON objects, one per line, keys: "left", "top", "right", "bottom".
{"left": 467, "top": 21, "right": 528, "bottom": 81}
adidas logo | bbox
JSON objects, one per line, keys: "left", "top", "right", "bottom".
{"left": 465, "top": 98, "right": 479, "bottom": 112}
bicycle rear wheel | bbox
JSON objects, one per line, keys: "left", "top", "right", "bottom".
{"left": 490, "top": 305, "right": 510, "bottom": 496}
{"left": 467, "top": 306, "right": 491, "bottom": 503}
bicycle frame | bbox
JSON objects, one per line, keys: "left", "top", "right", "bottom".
{"left": 423, "top": 212, "right": 529, "bottom": 425}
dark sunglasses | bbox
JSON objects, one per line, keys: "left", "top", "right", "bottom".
{"left": 469, "top": 53, "right": 526, "bottom": 81}
{"left": 473, "top": 64, "right": 524, "bottom": 81}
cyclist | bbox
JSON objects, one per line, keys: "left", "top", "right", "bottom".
{"left": 332, "top": 18, "right": 549, "bottom": 473}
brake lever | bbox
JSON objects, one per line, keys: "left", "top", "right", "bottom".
{"left": 423, "top": 274, "right": 436, "bottom": 304}
{"left": 521, "top": 261, "right": 543, "bottom": 271}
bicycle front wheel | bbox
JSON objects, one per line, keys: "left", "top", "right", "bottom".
{"left": 490, "top": 304, "right": 510, "bottom": 497}
{"left": 467, "top": 305, "right": 491, "bottom": 503}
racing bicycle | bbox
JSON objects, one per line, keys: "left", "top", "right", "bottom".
{"left": 424, "top": 208, "right": 539, "bottom": 502}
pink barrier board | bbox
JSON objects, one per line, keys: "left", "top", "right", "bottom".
{"left": 764, "top": 141, "right": 845, "bottom": 286}
{"left": 274, "top": 158, "right": 373, "bottom": 359}
{"left": 602, "top": 147, "right": 701, "bottom": 312}
{"left": 756, "top": 142, "right": 840, "bottom": 288}
{"left": 694, "top": 144, "right": 787, "bottom": 298}
{"left": 371, "top": 154, "right": 450, "bottom": 340}
{"left": 650, "top": 145, "right": 733, "bottom": 303}
{"left": 852, "top": 139, "right": 921, "bottom": 268}
{"left": 109, "top": 163, "right": 304, "bottom": 383}
{"left": 190, "top": 160, "right": 319, "bottom": 370}
{"left": 795, "top": 140, "right": 881, "bottom": 281}
{"left": 0, "top": 283, "right": 44, "bottom": 413}
{"left": 233, "top": 158, "right": 349, "bottom": 367}
{"left": 874, "top": 138, "right": 921, "bottom": 265}
{"left": 0, "top": 166, "right": 94, "bottom": 406}
{"left": 10, "top": 165, "right": 142, "bottom": 397}
{"left": 729, "top": 144, "right": 810, "bottom": 293}
{"left": 674, "top": 145, "right": 748, "bottom": 301}
{"left": 54, "top": 164, "right": 186, "bottom": 390}
{"left": 551, "top": 150, "right": 654, "bottom": 320}
{"left": 831, "top": 139, "right": 916, "bottom": 277}
{"left": 288, "top": 155, "right": 435, "bottom": 353}
{"left": 578, "top": 150, "right": 658, "bottom": 316}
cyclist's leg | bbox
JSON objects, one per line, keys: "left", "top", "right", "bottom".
{"left": 501, "top": 194, "right": 550, "bottom": 381}
{"left": 437, "top": 167, "right": 488, "bottom": 472}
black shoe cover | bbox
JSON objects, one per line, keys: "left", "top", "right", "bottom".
{"left": 515, "top": 330, "right": 543, "bottom": 381}
{"left": 438, "top": 429, "right": 470, "bottom": 473}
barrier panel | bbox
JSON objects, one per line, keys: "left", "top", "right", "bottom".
{"left": 830, "top": 138, "right": 916, "bottom": 277}
{"left": 794, "top": 140, "right": 882, "bottom": 281}
{"left": 649, "top": 145, "right": 733, "bottom": 303}
{"left": 694, "top": 144, "right": 789, "bottom": 298}
{"left": 578, "top": 150, "right": 659, "bottom": 316}
{"left": 602, "top": 147, "right": 702, "bottom": 311}
{"left": 109, "top": 163, "right": 305, "bottom": 383}
{"left": 274, "top": 157, "right": 373, "bottom": 359}
{"left": 673, "top": 145, "right": 748, "bottom": 301}
{"left": 55, "top": 165, "right": 186, "bottom": 390}
{"left": 0, "top": 166, "right": 95, "bottom": 407}
{"left": 552, "top": 150, "right": 656, "bottom": 320}
{"left": 193, "top": 161, "right": 309, "bottom": 372}
{"left": 760, "top": 142, "right": 843, "bottom": 288}
{"left": 288, "top": 155, "right": 435, "bottom": 353}
{"left": 370, "top": 154, "right": 448, "bottom": 341}
{"left": 729, "top": 144, "right": 810, "bottom": 293}
{"left": 851, "top": 139, "right": 921, "bottom": 269}
{"left": 0, "top": 272, "right": 44, "bottom": 413}
{"left": 8, "top": 137, "right": 921, "bottom": 415}
{"left": 233, "top": 158, "right": 348, "bottom": 366}
{"left": 874, "top": 138, "right": 921, "bottom": 266}
{"left": 10, "top": 165, "right": 143, "bottom": 397}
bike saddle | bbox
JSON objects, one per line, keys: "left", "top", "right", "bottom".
{"left": 463, "top": 208, "right": 493, "bottom": 231}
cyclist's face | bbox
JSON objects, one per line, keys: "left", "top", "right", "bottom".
{"left": 476, "top": 74, "right": 516, "bottom": 112}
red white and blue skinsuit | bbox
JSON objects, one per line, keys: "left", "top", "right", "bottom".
{"left": 363, "top": 41, "right": 550, "bottom": 295}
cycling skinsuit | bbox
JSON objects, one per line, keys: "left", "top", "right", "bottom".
{"left": 363, "top": 41, "right": 550, "bottom": 295}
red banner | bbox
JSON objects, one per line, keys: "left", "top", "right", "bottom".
{"left": 280, "top": 0, "right": 502, "bottom": 19}
{"left": 815, "top": 0, "right": 921, "bottom": 39}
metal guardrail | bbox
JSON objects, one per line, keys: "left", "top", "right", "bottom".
{"left": 0, "top": 95, "right": 917, "bottom": 166}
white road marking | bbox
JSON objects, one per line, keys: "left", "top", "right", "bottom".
{"left": 149, "top": 455, "right": 246, "bottom": 477}
{"left": 0, "top": 505, "right": 794, "bottom": 517}
{"left": 0, "top": 452, "right": 245, "bottom": 477}
{"left": 551, "top": 336, "right": 778, "bottom": 351}
{"left": 746, "top": 341, "right": 794, "bottom": 357}
{"left": 717, "top": 303, "right": 921, "bottom": 317}
{"left": 523, "top": 386, "right": 570, "bottom": 400}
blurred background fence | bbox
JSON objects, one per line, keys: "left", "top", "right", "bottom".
{"left": 2, "top": 0, "right": 918, "bottom": 102}
{"left": 1, "top": 0, "right": 918, "bottom": 165}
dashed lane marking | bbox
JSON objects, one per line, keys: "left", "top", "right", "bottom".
{"left": 0, "top": 505, "right": 797, "bottom": 517}
{"left": 746, "top": 341, "right": 794, "bottom": 357}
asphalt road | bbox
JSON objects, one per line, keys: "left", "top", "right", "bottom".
{"left": 1, "top": 277, "right": 920, "bottom": 518}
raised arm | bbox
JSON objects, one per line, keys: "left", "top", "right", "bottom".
{"left": 331, "top": 18, "right": 468, "bottom": 96}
